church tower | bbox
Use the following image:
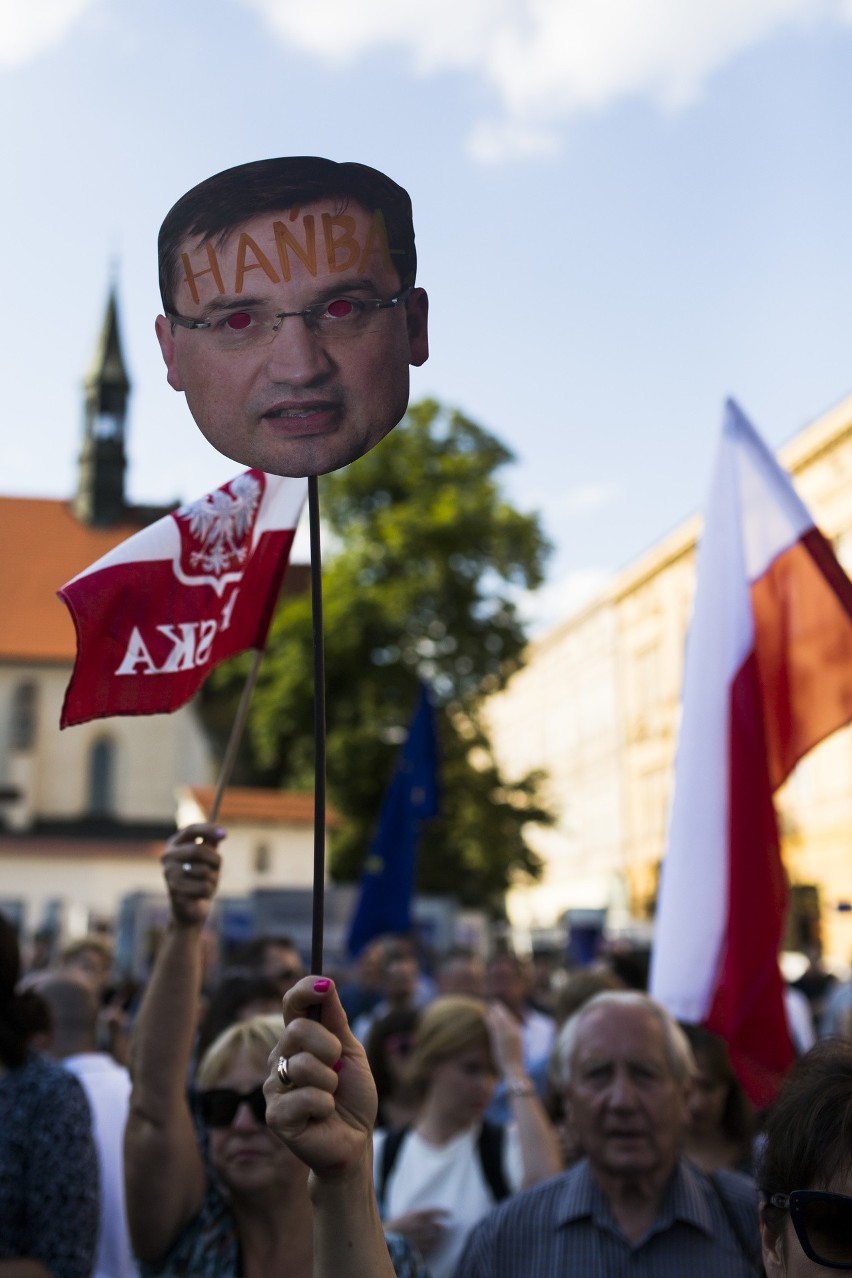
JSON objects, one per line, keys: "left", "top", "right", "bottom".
{"left": 73, "top": 286, "right": 131, "bottom": 526}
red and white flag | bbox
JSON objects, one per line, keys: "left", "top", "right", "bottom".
{"left": 59, "top": 470, "right": 306, "bottom": 727}
{"left": 650, "top": 400, "right": 852, "bottom": 1107}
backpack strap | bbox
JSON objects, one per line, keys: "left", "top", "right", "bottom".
{"left": 477, "top": 1121, "right": 510, "bottom": 1202}
{"left": 379, "top": 1121, "right": 510, "bottom": 1211}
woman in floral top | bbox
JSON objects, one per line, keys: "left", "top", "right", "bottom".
{"left": 125, "top": 823, "right": 427, "bottom": 1278}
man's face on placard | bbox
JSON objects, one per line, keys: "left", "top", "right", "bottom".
{"left": 155, "top": 199, "right": 429, "bottom": 477}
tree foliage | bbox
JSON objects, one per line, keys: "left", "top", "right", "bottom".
{"left": 205, "top": 400, "right": 554, "bottom": 908}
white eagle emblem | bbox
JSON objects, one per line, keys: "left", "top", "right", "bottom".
{"left": 172, "top": 472, "right": 264, "bottom": 596}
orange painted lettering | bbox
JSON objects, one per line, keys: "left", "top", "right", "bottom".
{"left": 181, "top": 244, "right": 225, "bottom": 304}
{"left": 322, "top": 213, "right": 360, "bottom": 274}
{"left": 233, "top": 234, "right": 280, "bottom": 293}
{"left": 273, "top": 215, "right": 317, "bottom": 282}
{"left": 358, "top": 209, "right": 394, "bottom": 277}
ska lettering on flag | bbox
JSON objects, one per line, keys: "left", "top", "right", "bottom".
{"left": 59, "top": 470, "right": 306, "bottom": 727}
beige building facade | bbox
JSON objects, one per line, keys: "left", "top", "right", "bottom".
{"left": 488, "top": 395, "right": 852, "bottom": 965}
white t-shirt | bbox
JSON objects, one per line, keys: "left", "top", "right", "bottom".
{"left": 63, "top": 1052, "right": 139, "bottom": 1278}
{"left": 374, "top": 1124, "right": 523, "bottom": 1278}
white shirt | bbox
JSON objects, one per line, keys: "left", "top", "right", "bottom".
{"left": 785, "top": 986, "right": 816, "bottom": 1054}
{"left": 521, "top": 1006, "right": 556, "bottom": 1070}
{"left": 374, "top": 1124, "right": 523, "bottom": 1278}
{"left": 62, "top": 1052, "right": 139, "bottom": 1278}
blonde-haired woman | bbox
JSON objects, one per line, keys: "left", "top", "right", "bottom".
{"left": 374, "top": 994, "right": 561, "bottom": 1278}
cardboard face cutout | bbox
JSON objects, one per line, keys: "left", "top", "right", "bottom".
{"left": 156, "top": 157, "right": 429, "bottom": 477}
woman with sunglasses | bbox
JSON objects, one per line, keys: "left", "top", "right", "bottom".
{"left": 760, "top": 1038, "right": 852, "bottom": 1275}
{"left": 125, "top": 823, "right": 426, "bottom": 1278}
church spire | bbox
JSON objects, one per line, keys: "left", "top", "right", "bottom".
{"left": 74, "top": 285, "right": 131, "bottom": 526}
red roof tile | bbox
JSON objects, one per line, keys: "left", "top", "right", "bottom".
{"left": 0, "top": 497, "right": 309, "bottom": 665}
{"left": 0, "top": 498, "right": 151, "bottom": 663}
{"left": 0, "top": 835, "right": 164, "bottom": 860}
{"left": 186, "top": 786, "right": 339, "bottom": 827}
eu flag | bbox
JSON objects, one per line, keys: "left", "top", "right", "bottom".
{"left": 346, "top": 684, "right": 439, "bottom": 956}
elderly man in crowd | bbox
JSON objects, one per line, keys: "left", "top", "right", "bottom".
{"left": 456, "top": 991, "right": 760, "bottom": 1277}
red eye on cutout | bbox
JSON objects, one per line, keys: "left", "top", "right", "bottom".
{"left": 326, "top": 298, "right": 355, "bottom": 318}
{"left": 225, "top": 312, "right": 253, "bottom": 330}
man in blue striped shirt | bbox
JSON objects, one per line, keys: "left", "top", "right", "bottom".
{"left": 455, "top": 992, "right": 760, "bottom": 1277}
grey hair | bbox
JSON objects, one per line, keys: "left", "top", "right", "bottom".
{"left": 552, "top": 990, "right": 697, "bottom": 1088}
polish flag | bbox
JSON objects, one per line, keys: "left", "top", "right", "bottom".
{"left": 59, "top": 470, "right": 306, "bottom": 727}
{"left": 650, "top": 400, "right": 852, "bottom": 1107}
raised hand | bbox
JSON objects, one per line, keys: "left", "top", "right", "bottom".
{"left": 264, "top": 976, "right": 378, "bottom": 1181}
{"left": 486, "top": 998, "right": 526, "bottom": 1079}
{"left": 160, "top": 823, "right": 225, "bottom": 926}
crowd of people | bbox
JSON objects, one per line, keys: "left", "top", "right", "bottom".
{"left": 2, "top": 821, "right": 852, "bottom": 1277}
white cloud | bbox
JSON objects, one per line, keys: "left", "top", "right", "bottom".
{"left": 243, "top": 0, "right": 844, "bottom": 160}
{"left": 467, "top": 117, "right": 561, "bottom": 165}
{"left": 0, "top": 0, "right": 98, "bottom": 68}
{"left": 241, "top": 0, "right": 510, "bottom": 71}
{"left": 563, "top": 482, "right": 619, "bottom": 515}
{"left": 521, "top": 565, "right": 613, "bottom": 635}
{"left": 554, "top": 566, "right": 612, "bottom": 614}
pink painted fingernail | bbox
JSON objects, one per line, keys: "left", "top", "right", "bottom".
{"left": 214, "top": 828, "right": 226, "bottom": 838}
{"left": 313, "top": 978, "right": 331, "bottom": 992}
{"left": 333, "top": 1058, "right": 344, "bottom": 1073}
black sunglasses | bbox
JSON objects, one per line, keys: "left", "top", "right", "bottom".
{"left": 197, "top": 1085, "right": 267, "bottom": 1129}
{"left": 770, "top": 1190, "right": 852, "bottom": 1269}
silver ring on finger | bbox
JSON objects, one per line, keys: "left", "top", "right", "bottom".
{"left": 181, "top": 862, "right": 192, "bottom": 874}
{"left": 276, "top": 1055, "right": 293, "bottom": 1088}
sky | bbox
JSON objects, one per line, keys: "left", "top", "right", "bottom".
{"left": 3, "top": 0, "right": 852, "bottom": 632}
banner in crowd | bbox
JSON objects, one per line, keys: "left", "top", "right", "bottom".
{"left": 347, "top": 683, "right": 440, "bottom": 957}
{"left": 59, "top": 470, "right": 306, "bottom": 727}
{"left": 650, "top": 399, "right": 852, "bottom": 1107}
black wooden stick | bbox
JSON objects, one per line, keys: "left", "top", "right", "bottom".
{"left": 308, "top": 475, "right": 326, "bottom": 978}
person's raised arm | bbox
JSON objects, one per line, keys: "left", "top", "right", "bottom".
{"left": 487, "top": 1001, "right": 563, "bottom": 1187}
{"left": 124, "top": 822, "right": 224, "bottom": 1264}
{"left": 263, "top": 976, "right": 404, "bottom": 1278}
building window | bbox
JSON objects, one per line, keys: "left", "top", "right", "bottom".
{"left": 254, "top": 843, "right": 270, "bottom": 874}
{"left": 88, "top": 738, "right": 115, "bottom": 816}
{"left": 11, "top": 682, "right": 37, "bottom": 750}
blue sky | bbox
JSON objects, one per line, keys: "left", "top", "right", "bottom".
{"left": 3, "top": 0, "right": 852, "bottom": 631}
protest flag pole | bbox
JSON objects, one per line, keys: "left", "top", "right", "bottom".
{"left": 307, "top": 475, "right": 327, "bottom": 977}
{"left": 54, "top": 465, "right": 322, "bottom": 954}
{"left": 207, "top": 648, "right": 265, "bottom": 824}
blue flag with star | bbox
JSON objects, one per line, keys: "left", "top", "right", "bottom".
{"left": 346, "top": 683, "right": 440, "bottom": 957}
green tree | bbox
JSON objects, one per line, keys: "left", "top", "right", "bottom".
{"left": 206, "top": 400, "right": 554, "bottom": 909}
